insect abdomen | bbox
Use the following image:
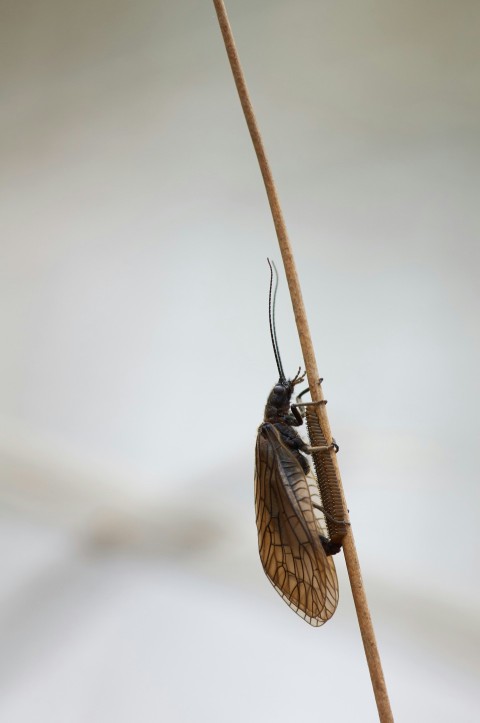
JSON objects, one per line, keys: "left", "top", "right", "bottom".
{"left": 254, "top": 423, "right": 339, "bottom": 626}
{"left": 304, "top": 406, "right": 346, "bottom": 545}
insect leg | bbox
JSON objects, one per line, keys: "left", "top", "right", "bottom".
{"left": 272, "top": 422, "right": 311, "bottom": 473}
{"left": 295, "top": 377, "right": 324, "bottom": 403}
{"left": 286, "top": 406, "right": 304, "bottom": 426}
{"left": 305, "top": 441, "right": 339, "bottom": 454}
{"left": 293, "top": 379, "right": 325, "bottom": 419}
{"left": 292, "top": 400, "right": 328, "bottom": 409}
{"left": 291, "top": 399, "right": 327, "bottom": 424}
{"left": 292, "top": 395, "right": 340, "bottom": 454}
{"left": 313, "top": 503, "right": 350, "bottom": 527}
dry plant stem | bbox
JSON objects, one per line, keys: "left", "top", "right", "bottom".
{"left": 212, "top": 2, "right": 394, "bottom": 721}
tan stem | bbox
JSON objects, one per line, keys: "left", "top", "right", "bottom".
{"left": 212, "top": 2, "right": 394, "bottom": 721}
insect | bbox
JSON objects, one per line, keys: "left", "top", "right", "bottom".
{"left": 254, "top": 260, "right": 343, "bottom": 626}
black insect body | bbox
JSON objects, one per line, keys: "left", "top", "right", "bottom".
{"left": 254, "top": 261, "right": 342, "bottom": 626}
{"left": 263, "top": 376, "right": 310, "bottom": 470}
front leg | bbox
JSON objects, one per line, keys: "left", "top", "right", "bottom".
{"left": 295, "top": 378, "right": 324, "bottom": 405}
{"left": 291, "top": 398, "right": 327, "bottom": 423}
{"left": 286, "top": 406, "right": 304, "bottom": 426}
{"left": 291, "top": 399, "right": 340, "bottom": 454}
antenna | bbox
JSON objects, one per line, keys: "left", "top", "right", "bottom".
{"left": 267, "top": 258, "right": 286, "bottom": 382}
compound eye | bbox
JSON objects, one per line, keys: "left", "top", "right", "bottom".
{"left": 274, "top": 384, "right": 285, "bottom": 396}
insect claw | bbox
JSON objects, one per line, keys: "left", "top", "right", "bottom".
{"left": 306, "top": 438, "right": 339, "bottom": 455}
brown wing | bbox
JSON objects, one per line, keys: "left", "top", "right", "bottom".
{"left": 254, "top": 423, "right": 339, "bottom": 626}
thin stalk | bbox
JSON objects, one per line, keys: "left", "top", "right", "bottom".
{"left": 212, "top": 2, "right": 394, "bottom": 721}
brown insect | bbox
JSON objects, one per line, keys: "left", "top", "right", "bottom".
{"left": 254, "top": 261, "right": 343, "bottom": 626}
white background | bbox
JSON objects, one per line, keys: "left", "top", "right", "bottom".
{"left": 1, "top": 1, "right": 479, "bottom": 720}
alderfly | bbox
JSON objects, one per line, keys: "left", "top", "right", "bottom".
{"left": 254, "top": 260, "right": 344, "bottom": 626}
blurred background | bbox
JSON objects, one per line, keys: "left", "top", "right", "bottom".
{"left": 1, "top": 0, "right": 479, "bottom": 720}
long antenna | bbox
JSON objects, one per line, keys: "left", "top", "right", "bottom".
{"left": 267, "top": 258, "right": 286, "bottom": 382}
{"left": 271, "top": 260, "right": 286, "bottom": 381}
{"left": 213, "top": 3, "right": 394, "bottom": 722}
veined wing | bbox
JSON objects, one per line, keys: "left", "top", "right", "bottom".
{"left": 254, "top": 422, "right": 339, "bottom": 626}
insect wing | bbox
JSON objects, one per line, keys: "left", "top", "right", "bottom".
{"left": 254, "top": 424, "right": 339, "bottom": 626}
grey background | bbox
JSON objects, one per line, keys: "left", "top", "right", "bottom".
{"left": 1, "top": 1, "right": 479, "bottom": 721}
